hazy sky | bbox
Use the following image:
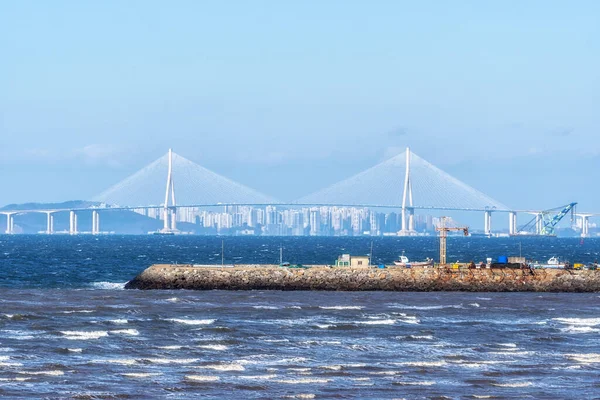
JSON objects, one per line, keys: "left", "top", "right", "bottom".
{"left": 1, "top": 1, "right": 599, "bottom": 211}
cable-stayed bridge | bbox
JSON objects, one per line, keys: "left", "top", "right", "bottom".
{"left": 0, "top": 148, "right": 590, "bottom": 236}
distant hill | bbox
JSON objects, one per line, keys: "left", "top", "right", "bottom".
{"left": 0, "top": 200, "right": 98, "bottom": 211}
{"left": 0, "top": 201, "right": 197, "bottom": 234}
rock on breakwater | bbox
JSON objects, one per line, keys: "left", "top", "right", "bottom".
{"left": 125, "top": 264, "right": 600, "bottom": 292}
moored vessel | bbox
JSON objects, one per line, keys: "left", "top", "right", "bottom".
{"left": 393, "top": 255, "right": 434, "bottom": 268}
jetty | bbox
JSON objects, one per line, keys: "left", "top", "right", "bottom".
{"left": 125, "top": 264, "right": 600, "bottom": 292}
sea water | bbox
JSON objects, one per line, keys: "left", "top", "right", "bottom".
{"left": 0, "top": 235, "right": 599, "bottom": 398}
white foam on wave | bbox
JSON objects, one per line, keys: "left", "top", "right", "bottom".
{"left": 61, "top": 331, "right": 108, "bottom": 340}
{"left": 404, "top": 335, "right": 434, "bottom": 340}
{"left": 300, "top": 340, "right": 341, "bottom": 345}
{"left": 62, "top": 310, "right": 94, "bottom": 314}
{"left": 252, "top": 305, "right": 279, "bottom": 309}
{"left": 0, "top": 377, "right": 31, "bottom": 382}
{"left": 122, "top": 372, "right": 163, "bottom": 378}
{"left": 0, "top": 361, "right": 23, "bottom": 367}
{"left": 356, "top": 319, "right": 396, "bottom": 325}
{"left": 283, "top": 395, "right": 315, "bottom": 400}
{"left": 390, "top": 304, "right": 463, "bottom": 310}
{"left": 89, "top": 281, "right": 126, "bottom": 290}
{"left": 489, "top": 351, "right": 532, "bottom": 356}
{"left": 395, "top": 361, "right": 446, "bottom": 367}
{"left": 565, "top": 353, "right": 600, "bottom": 364}
{"left": 157, "top": 345, "right": 183, "bottom": 350}
{"left": 288, "top": 368, "right": 311, "bottom": 372}
{"left": 469, "top": 303, "right": 480, "bottom": 308}
{"left": 320, "top": 306, "right": 364, "bottom": 310}
{"left": 497, "top": 343, "right": 518, "bottom": 348}
{"left": 394, "top": 381, "right": 436, "bottom": 386}
{"left": 166, "top": 318, "right": 215, "bottom": 325}
{"left": 18, "top": 370, "right": 64, "bottom": 376}
{"left": 1, "top": 330, "right": 35, "bottom": 340}
{"left": 145, "top": 358, "right": 198, "bottom": 365}
{"left": 275, "top": 378, "right": 330, "bottom": 384}
{"left": 370, "top": 371, "right": 400, "bottom": 375}
{"left": 67, "top": 348, "right": 82, "bottom": 353}
{"left": 196, "top": 363, "right": 245, "bottom": 371}
{"left": 166, "top": 297, "right": 179, "bottom": 302}
{"left": 240, "top": 374, "right": 278, "bottom": 380}
{"left": 320, "top": 365, "right": 342, "bottom": 371}
{"left": 340, "top": 363, "right": 366, "bottom": 368}
{"left": 185, "top": 375, "right": 220, "bottom": 382}
{"left": 110, "top": 319, "right": 128, "bottom": 324}
{"left": 553, "top": 317, "right": 600, "bottom": 326}
{"left": 110, "top": 329, "right": 139, "bottom": 336}
{"left": 560, "top": 326, "right": 600, "bottom": 334}
{"left": 397, "top": 315, "right": 421, "bottom": 324}
{"left": 492, "top": 381, "right": 533, "bottom": 388}
{"left": 197, "top": 344, "right": 228, "bottom": 351}
{"left": 236, "top": 356, "right": 308, "bottom": 366}
{"left": 94, "top": 358, "right": 137, "bottom": 365}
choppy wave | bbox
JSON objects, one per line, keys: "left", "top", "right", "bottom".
{"left": 60, "top": 330, "right": 109, "bottom": 340}
{"left": 492, "top": 381, "right": 533, "bottom": 388}
{"left": 553, "top": 317, "right": 600, "bottom": 326}
{"left": 197, "top": 363, "right": 245, "bottom": 371}
{"left": 166, "top": 318, "right": 215, "bottom": 325}
{"left": 565, "top": 353, "right": 600, "bottom": 364}
{"left": 110, "top": 329, "right": 139, "bottom": 336}
{"left": 198, "top": 344, "right": 228, "bottom": 351}
{"left": 185, "top": 375, "right": 220, "bottom": 382}
{"left": 122, "top": 373, "right": 163, "bottom": 378}
{"left": 89, "top": 282, "right": 126, "bottom": 290}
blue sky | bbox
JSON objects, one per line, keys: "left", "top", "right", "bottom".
{"left": 1, "top": 1, "right": 599, "bottom": 212}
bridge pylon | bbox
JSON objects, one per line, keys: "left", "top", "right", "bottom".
{"left": 161, "top": 148, "right": 178, "bottom": 233}
{"left": 398, "top": 147, "right": 416, "bottom": 236}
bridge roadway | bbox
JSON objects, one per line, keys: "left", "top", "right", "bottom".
{"left": 0, "top": 203, "right": 597, "bottom": 236}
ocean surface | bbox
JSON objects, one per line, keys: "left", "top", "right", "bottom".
{"left": 0, "top": 235, "right": 599, "bottom": 399}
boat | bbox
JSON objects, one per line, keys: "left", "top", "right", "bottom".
{"left": 530, "top": 256, "right": 567, "bottom": 269}
{"left": 393, "top": 255, "right": 434, "bottom": 268}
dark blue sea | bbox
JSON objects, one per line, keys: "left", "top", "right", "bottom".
{"left": 0, "top": 235, "right": 599, "bottom": 399}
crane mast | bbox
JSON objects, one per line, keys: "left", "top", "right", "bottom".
{"left": 436, "top": 217, "right": 469, "bottom": 266}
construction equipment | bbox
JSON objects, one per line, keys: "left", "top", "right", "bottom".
{"left": 436, "top": 217, "right": 469, "bottom": 266}
{"left": 516, "top": 202, "right": 577, "bottom": 236}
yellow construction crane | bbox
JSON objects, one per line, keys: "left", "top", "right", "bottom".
{"left": 435, "top": 217, "right": 469, "bottom": 266}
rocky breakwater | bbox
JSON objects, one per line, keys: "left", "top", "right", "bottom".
{"left": 125, "top": 264, "right": 600, "bottom": 292}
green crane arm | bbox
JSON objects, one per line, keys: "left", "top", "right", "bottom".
{"left": 540, "top": 202, "right": 577, "bottom": 235}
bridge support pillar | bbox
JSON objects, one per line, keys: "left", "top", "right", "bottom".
{"left": 171, "top": 208, "right": 177, "bottom": 232}
{"left": 508, "top": 212, "right": 517, "bottom": 235}
{"left": 69, "top": 211, "right": 78, "bottom": 235}
{"left": 46, "top": 212, "right": 54, "bottom": 235}
{"left": 163, "top": 208, "right": 170, "bottom": 231}
{"left": 535, "top": 213, "right": 543, "bottom": 235}
{"left": 4, "top": 213, "right": 15, "bottom": 234}
{"left": 92, "top": 210, "right": 100, "bottom": 235}
{"left": 484, "top": 211, "right": 492, "bottom": 236}
{"left": 581, "top": 215, "right": 590, "bottom": 238}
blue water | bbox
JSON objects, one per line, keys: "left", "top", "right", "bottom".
{"left": 0, "top": 235, "right": 599, "bottom": 398}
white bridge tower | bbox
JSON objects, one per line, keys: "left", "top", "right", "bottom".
{"left": 162, "top": 148, "right": 177, "bottom": 233}
{"left": 399, "top": 147, "right": 416, "bottom": 235}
